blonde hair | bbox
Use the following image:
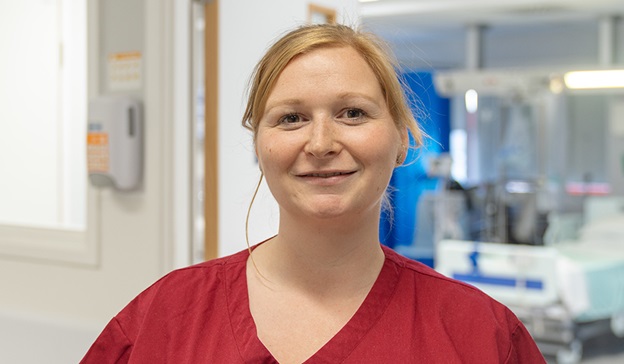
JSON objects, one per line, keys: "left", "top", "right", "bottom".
{"left": 242, "top": 23, "right": 422, "bottom": 147}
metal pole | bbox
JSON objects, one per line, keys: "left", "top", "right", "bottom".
{"left": 466, "top": 24, "right": 484, "bottom": 70}
{"left": 599, "top": 16, "right": 616, "bottom": 67}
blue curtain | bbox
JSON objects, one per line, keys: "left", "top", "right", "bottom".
{"left": 379, "top": 72, "right": 450, "bottom": 266}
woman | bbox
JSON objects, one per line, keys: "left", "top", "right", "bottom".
{"left": 81, "top": 24, "right": 545, "bottom": 363}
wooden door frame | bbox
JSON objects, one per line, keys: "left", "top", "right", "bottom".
{"left": 204, "top": 0, "right": 218, "bottom": 260}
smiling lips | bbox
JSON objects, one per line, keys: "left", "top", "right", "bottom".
{"left": 303, "top": 171, "right": 354, "bottom": 178}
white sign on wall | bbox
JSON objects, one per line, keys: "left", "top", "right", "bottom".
{"left": 108, "top": 51, "right": 142, "bottom": 90}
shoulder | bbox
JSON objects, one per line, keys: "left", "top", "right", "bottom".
{"left": 381, "top": 246, "right": 544, "bottom": 362}
{"left": 113, "top": 249, "right": 249, "bottom": 337}
{"left": 138, "top": 251, "right": 249, "bottom": 297}
{"left": 382, "top": 245, "right": 521, "bottom": 329}
{"left": 152, "top": 248, "right": 248, "bottom": 290}
{"left": 81, "top": 249, "right": 251, "bottom": 362}
{"left": 384, "top": 245, "right": 497, "bottom": 298}
{"left": 382, "top": 244, "right": 482, "bottom": 292}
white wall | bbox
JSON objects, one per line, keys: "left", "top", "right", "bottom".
{"left": 0, "top": 0, "right": 180, "bottom": 362}
{"left": 218, "top": 0, "right": 360, "bottom": 256}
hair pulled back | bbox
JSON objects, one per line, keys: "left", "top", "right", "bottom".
{"left": 242, "top": 23, "right": 422, "bottom": 148}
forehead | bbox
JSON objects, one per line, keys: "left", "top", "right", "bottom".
{"left": 266, "top": 46, "right": 383, "bottom": 105}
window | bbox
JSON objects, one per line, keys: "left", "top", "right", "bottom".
{"left": 0, "top": 0, "right": 86, "bottom": 230}
{"left": 0, "top": 0, "right": 95, "bottom": 265}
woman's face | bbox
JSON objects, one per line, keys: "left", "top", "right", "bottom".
{"left": 256, "top": 46, "right": 405, "bottom": 221}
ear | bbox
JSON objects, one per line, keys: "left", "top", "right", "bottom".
{"left": 254, "top": 144, "right": 263, "bottom": 172}
{"left": 397, "top": 128, "right": 409, "bottom": 164}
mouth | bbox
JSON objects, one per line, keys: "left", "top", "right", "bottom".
{"left": 298, "top": 171, "right": 356, "bottom": 178}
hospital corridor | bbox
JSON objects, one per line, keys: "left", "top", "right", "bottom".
{"left": 1, "top": 0, "right": 624, "bottom": 363}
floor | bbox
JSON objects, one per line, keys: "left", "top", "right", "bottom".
{"left": 545, "top": 332, "right": 624, "bottom": 364}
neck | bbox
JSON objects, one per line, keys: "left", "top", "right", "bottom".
{"left": 251, "top": 209, "right": 385, "bottom": 297}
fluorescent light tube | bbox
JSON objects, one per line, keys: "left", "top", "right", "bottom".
{"left": 564, "top": 70, "right": 624, "bottom": 89}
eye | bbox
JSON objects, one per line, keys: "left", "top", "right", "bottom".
{"left": 278, "top": 113, "right": 301, "bottom": 125}
{"left": 341, "top": 108, "right": 367, "bottom": 121}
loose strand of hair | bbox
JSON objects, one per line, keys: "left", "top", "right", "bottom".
{"left": 245, "top": 172, "right": 272, "bottom": 284}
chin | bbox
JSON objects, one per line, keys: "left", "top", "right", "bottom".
{"left": 303, "top": 202, "right": 370, "bottom": 221}
{"left": 305, "top": 205, "right": 348, "bottom": 219}
{"left": 284, "top": 196, "right": 376, "bottom": 221}
{"left": 288, "top": 201, "right": 348, "bottom": 220}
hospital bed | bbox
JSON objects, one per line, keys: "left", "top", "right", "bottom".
{"left": 435, "top": 207, "right": 624, "bottom": 364}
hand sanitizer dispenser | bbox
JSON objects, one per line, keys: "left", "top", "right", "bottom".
{"left": 87, "top": 96, "right": 143, "bottom": 191}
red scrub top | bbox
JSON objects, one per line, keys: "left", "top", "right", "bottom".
{"left": 81, "top": 245, "right": 545, "bottom": 363}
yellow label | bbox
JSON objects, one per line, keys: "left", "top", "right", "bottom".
{"left": 87, "top": 132, "right": 110, "bottom": 173}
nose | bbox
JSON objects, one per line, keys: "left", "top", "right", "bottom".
{"left": 304, "top": 116, "right": 340, "bottom": 159}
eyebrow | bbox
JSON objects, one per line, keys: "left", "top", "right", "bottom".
{"left": 264, "top": 92, "right": 380, "bottom": 112}
{"left": 264, "top": 98, "right": 302, "bottom": 112}
{"left": 336, "top": 92, "right": 380, "bottom": 104}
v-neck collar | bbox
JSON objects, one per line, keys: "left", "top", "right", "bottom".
{"left": 225, "top": 246, "right": 401, "bottom": 363}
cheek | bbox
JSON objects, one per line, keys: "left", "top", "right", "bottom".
{"left": 355, "top": 142, "right": 396, "bottom": 186}
{"left": 365, "top": 134, "right": 401, "bottom": 185}
{"left": 362, "top": 129, "right": 401, "bottom": 164}
{"left": 256, "top": 138, "right": 290, "bottom": 175}
{"left": 258, "top": 129, "right": 302, "bottom": 154}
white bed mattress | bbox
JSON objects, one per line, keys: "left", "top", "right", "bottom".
{"left": 435, "top": 238, "right": 624, "bottom": 322}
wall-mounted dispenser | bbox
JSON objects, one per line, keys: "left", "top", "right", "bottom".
{"left": 87, "top": 96, "right": 143, "bottom": 191}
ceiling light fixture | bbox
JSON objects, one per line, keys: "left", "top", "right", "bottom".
{"left": 465, "top": 89, "right": 478, "bottom": 113}
{"left": 564, "top": 70, "right": 624, "bottom": 89}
